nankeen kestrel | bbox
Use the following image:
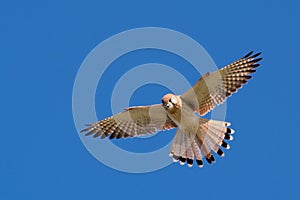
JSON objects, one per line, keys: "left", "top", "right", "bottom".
{"left": 81, "top": 51, "right": 262, "bottom": 168}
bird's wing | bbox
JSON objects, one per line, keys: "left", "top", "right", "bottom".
{"left": 181, "top": 51, "right": 262, "bottom": 116}
{"left": 81, "top": 104, "right": 177, "bottom": 139}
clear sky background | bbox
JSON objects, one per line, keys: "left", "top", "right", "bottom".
{"left": 1, "top": 0, "right": 300, "bottom": 199}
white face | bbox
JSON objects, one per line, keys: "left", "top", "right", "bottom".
{"left": 164, "top": 96, "right": 177, "bottom": 109}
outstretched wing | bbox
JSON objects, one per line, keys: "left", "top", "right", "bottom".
{"left": 181, "top": 51, "right": 263, "bottom": 116}
{"left": 81, "top": 104, "right": 177, "bottom": 139}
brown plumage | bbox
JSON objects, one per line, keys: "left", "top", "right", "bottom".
{"left": 81, "top": 51, "right": 262, "bottom": 168}
{"left": 181, "top": 51, "right": 262, "bottom": 116}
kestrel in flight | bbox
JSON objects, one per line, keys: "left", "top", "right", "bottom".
{"left": 81, "top": 51, "right": 262, "bottom": 168}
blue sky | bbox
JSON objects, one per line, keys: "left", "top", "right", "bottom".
{"left": 1, "top": 0, "right": 300, "bottom": 199}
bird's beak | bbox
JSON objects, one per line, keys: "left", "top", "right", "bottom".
{"left": 163, "top": 102, "right": 171, "bottom": 109}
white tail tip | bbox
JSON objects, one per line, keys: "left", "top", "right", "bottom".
{"left": 225, "top": 122, "right": 231, "bottom": 126}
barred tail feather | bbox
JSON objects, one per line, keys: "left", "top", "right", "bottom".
{"left": 170, "top": 119, "right": 234, "bottom": 168}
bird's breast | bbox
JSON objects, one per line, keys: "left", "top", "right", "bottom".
{"left": 167, "top": 103, "right": 199, "bottom": 132}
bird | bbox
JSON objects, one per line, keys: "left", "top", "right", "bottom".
{"left": 81, "top": 51, "right": 262, "bottom": 168}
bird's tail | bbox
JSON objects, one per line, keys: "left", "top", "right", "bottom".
{"left": 169, "top": 118, "right": 234, "bottom": 168}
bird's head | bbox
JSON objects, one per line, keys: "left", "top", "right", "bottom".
{"left": 161, "top": 94, "right": 179, "bottom": 110}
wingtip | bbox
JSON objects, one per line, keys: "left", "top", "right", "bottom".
{"left": 243, "top": 51, "right": 263, "bottom": 60}
{"left": 243, "top": 51, "right": 254, "bottom": 58}
{"left": 81, "top": 128, "right": 92, "bottom": 134}
{"left": 252, "top": 52, "right": 262, "bottom": 58}
{"left": 252, "top": 57, "right": 263, "bottom": 63}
